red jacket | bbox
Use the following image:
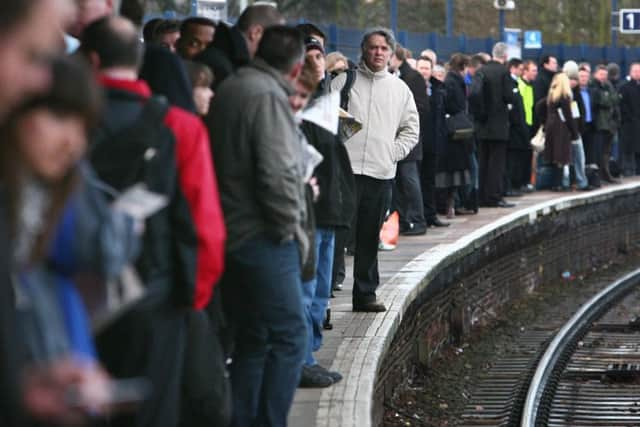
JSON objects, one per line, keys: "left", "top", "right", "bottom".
{"left": 99, "top": 76, "right": 226, "bottom": 309}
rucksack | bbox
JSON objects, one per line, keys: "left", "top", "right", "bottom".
{"left": 339, "top": 68, "right": 357, "bottom": 111}
{"left": 89, "top": 93, "right": 176, "bottom": 196}
{"left": 469, "top": 70, "right": 490, "bottom": 123}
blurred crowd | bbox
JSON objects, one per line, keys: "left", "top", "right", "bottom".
{"left": 1, "top": 1, "right": 639, "bottom": 427}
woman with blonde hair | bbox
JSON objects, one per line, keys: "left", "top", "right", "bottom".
{"left": 535, "top": 72, "right": 579, "bottom": 191}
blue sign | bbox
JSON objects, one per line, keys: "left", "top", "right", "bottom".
{"left": 524, "top": 31, "right": 542, "bottom": 49}
{"left": 504, "top": 29, "right": 520, "bottom": 45}
{"left": 620, "top": 9, "right": 640, "bottom": 34}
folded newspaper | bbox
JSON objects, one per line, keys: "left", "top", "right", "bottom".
{"left": 338, "top": 108, "right": 363, "bottom": 141}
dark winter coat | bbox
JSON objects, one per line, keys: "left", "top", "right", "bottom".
{"left": 590, "top": 79, "right": 620, "bottom": 134}
{"left": 473, "top": 60, "right": 513, "bottom": 142}
{"left": 533, "top": 67, "right": 555, "bottom": 105}
{"left": 194, "top": 22, "right": 250, "bottom": 89}
{"left": 301, "top": 120, "right": 356, "bottom": 230}
{"left": 398, "top": 60, "right": 429, "bottom": 162}
{"left": 571, "top": 85, "right": 587, "bottom": 135}
{"left": 508, "top": 76, "right": 531, "bottom": 151}
{"left": 618, "top": 79, "right": 640, "bottom": 154}
{"left": 440, "top": 71, "right": 472, "bottom": 173}
{"left": 536, "top": 96, "right": 579, "bottom": 165}
{"left": 423, "top": 77, "right": 448, "bottom": 157}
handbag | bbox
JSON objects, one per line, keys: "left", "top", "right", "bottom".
{"left": 446, "top": 111, "right": 474, "bottom": 140}
{"left": 531, "top": 126, "right": 545, "bottom": 153}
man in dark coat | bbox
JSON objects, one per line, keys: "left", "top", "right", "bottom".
{"left": 417, "top": 56, "right": 450, "bottom": 227}
{"left": 533, "top": 55, "right": 558, "bottom": 104}
{"left": 194, "top": 3, "right": 284, "bottom": 89}
{"left": 472, "top": 42, "right": 515, "bottom": 208}
{"left": 505, "top": 58, "right": 530, "bottom": 196}
{"left": 590, "top": 64, "right": 620, "bottom": 182}
{"left": 618, "top": 62, "right": 640, "bottom": 176}
{"left": 390, "top": 46, "right": 429, "bottom": 235}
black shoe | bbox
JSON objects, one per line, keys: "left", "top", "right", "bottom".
{"left": 333, "top": 282, "right": 343, "bottom": 291}
{"left": 299, "top": 365, "right": 333, "bottom": 388}
{"left": 485, "top": 200, "right": 515, "bottom": 208}
{"left": 399, "top": 223, "right": 427, "bottom": 236}
{"left": 352, "top": 301, "right": 387, "bottom": 312}
{"left": 309, "top": 365, "right": 342, "bottom": 384}
{"left": 427, "top": 217, "right": 450, "bottom": 227}
{"left": 455, "top": 207, "right": 476, "bottom": 215}
{"left": 505, "top": 190, "right": 523, "bottom": 197}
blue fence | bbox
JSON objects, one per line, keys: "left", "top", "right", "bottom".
{"left": 317, "top": 23, "right": 640, "bottom": 72}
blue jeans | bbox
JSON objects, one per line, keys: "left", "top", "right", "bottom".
{"left": 572, "top": 139, "right": 588, "bottom": 189}
{"left": 302, "top": 228, "right": 334, "bottom": 366}
{"left": 222, "top": 237, "right": 306, "bottom": 427}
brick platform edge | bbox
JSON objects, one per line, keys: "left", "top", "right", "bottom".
{"left": 314, "top": 182, "right": 640, "bottom": 427}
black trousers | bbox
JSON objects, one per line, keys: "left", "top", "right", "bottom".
{"left": 582, "top": 125, "right": 599, "bottom": 166}
{"left": 393, "top": 161, "right": 426, "bottom": 230}
{"left": 479, "top": 139, "right": 508, "bottom": 205}
{"left": 353, "top": 175, "right": 392, "bottom": 305}
{"left": 420, "top": 151, "right": 438, "bottom": 222}
{"left": 332, "top": 228, "right": 347, "bottom": 286}
{"left": 505, "top": 148, "right": 531, "bottom": 192}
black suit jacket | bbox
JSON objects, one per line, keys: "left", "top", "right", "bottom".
{"left": 474, "top": 60, "right": 513, "bottom": 142}
{"left": 398, "top": 60, "right": 429, "bottom": 161}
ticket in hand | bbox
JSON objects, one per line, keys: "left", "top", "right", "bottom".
{"left": 112, "top": 184, "right": 168, "bottom": 221}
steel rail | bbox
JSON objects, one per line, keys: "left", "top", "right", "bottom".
{"left": 521, "top": 267, "right": 640, "bottom": 427}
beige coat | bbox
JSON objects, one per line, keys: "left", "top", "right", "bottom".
{"left": 331, "top": 62, "right": 420, "bottom": 180}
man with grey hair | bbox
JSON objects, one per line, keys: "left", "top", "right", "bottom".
{"left": 472, "top": 41, "right": 515, "bottom": 208}
{"left": 331, "top": 27, "right": 419, "bottom": 312}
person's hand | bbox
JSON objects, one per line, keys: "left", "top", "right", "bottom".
{"left": 22, "top": 359, "right": 110, "bottom": 425}
{"left": 309, "top": 177, "right": 320, "bottom": 202}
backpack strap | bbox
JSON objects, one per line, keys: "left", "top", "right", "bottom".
{"left": 340, "top": 68, "right": 357, "bottom": 111}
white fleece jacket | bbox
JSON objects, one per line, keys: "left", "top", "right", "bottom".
{"left": 331, "top": 62, "right": 420, "bottom": 179}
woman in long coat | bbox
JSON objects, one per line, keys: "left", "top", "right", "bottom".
{"left": 535, "top": 72, "right": 579, "bottom": 191}
{"left": 440, "top": 54, "right": 473, "bottom": 217}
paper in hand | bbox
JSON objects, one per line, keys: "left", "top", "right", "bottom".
{"left": 338, "top": 108, "right": 363, "bottom": 142}
{"left": 300, "top": 91, "right": 341, "bottom": 135}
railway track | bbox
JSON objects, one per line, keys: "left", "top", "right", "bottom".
{"left": 460, "top": 268, "right": 640, "bottom": 427}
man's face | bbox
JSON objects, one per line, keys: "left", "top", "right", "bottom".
{"left": 523, "top": 64, "right": 538, "bottom": 82}
{"left": 178, "top": 24, "right": 215, "bottom": 59}
{"left": 510, "top": 64, "right": 524, "bottom": 78}
{"left": 363, "top": 34, "right": 392, "bottom": 72}
{"left": 417, "top": 59, "right": 432, "bottom": 81}
{"left": 578, "top": 70, "right": 590, "bottom": 87}
{"left": 305, "top": 49, "right": 325, "bottom": 84}
{"left": 159, "top": 31, "right": 180, "bottom": 53}
{"left": 0, "top": 0, "right": 65, "bottom": 120}
{"left": 630, "top": 64, "right": 640, "bottom": 81}
{"left": 544, "top": 57, "right": 558, "bottom": 72}
{"left": 68, "top": 0, "right": 112, "bottom": 38}
{"left": 595, "top": 68, "right": 608, "bottom": 83}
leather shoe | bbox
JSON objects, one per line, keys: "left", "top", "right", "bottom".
{"left": 353, "top": 301, "right": 387, "bottom": 312}
{"left": 455, "top": 207, "right": 476, "bottom": 215}
{"left": 484, "top": 200, "right": 515, "bottom": 208}
{"left": 400, "top": 223, "right": 427, "bottom": 236}
{"left": 505, "top": 190, "right": 523, "bottom": 197}
{"left": 427, "top": 217, "right": 450, "bottom": 227}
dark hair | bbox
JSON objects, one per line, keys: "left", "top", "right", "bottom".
{"left": 143, "top": 18, "right": 164, "bottom": 42}
{"left": 523, "top": 59, "right": 536, "bottom": 70}
{"left": 630, "top": 61, "right": 640, "bottom": 70}
{"left": 180, "top": 17, "right": 216, "bottom": 37}
{"left": 155, "top": 19, "right": 181, "bottom": 37}
{"left": 296, "top": 23, "right": 326, "bottom": 43}
{"left": 256, "top": 26, "right": 304, "bottom": 73}
{"left": 184, "top": 60, "right": 214, "bottom": 88}
{"left": 508, "top": 58, "right": 523, "bottom": 69}
{"left": 469, "top": 54, "right": 487, "bottom": 68}
{"left": 0, "top": 56, "right": 102, "bottom": 261}
{"left": 417, "top": 56, "right": 433, "bottom": 67}
{"left": 237, "top": 4, "right": 283, "bottom": 33}
{"left": 449, "top": 53, "right": 469, "bottom": 72}
{"left": 119, "top": 0, "right": 146, "bottom": 27}
{"left": 595, "top": 64, "right": 608, "bottom": 73}
{"left": 0, "top": 0, "right": 38, "bottom": 33}
{"left": 81, "top": 17, "right": 144, "bottom": 71}
{"left": 540, "top": 55, "right": 555, "bottom": 67}
{"left": 578, "top": 65, "right": 590, "bottom": 72}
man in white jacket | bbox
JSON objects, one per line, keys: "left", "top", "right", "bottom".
{"left": 331, "top": 27, "right": 419, "bottom": 312}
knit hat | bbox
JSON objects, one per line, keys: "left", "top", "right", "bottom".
{"left": 563, "top": 60, "right": 579, "bottom": 80}
{"left": 305, "top": 36, "right": 325, "bottom": 54}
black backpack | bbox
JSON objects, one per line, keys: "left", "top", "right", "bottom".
{"left": 469, "top": 70, "right": 490, "bottom": 123}
{"left": 339, "top": 68, "right": 357, "bottom": 111}
{"left": 90, "top": 93, "right": 176, "bottom": 196}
